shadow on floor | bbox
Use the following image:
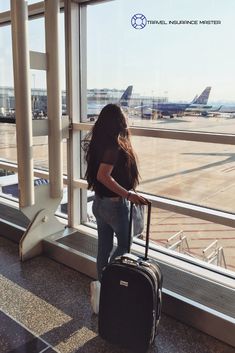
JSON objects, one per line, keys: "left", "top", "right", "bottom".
{"left": 0, "top": 236, "right": 234, "bottom": 353}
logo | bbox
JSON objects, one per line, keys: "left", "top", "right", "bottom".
{"left": 120, "top": 280, "right": 129, "bottom": 287}
{"left": 131, "top": 14, "right": 147, "bottom": 29}
{"left": 130, "top": 15, "right": 222, "bottom": 29}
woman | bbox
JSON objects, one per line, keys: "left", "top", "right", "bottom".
{"left": 83, "top": 103, "right": 146, "bottom": 285}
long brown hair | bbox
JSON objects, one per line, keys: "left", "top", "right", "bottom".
{"left": 83, "top": 104, "right": 139, "bottom": 191}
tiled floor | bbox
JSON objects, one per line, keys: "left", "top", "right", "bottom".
{"left": 0, "top": 311, "right": 56, "bottom": 352}
{"left": 0, "top": 236, "right": 234, "bottom": 353}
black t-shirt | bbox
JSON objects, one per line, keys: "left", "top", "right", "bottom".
{"left": 94, "top": 145, "right": 134, "bottom": 197}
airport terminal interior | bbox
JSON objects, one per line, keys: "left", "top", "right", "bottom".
{"left": 0, "top": 1, "right": 235, "bottom": 352}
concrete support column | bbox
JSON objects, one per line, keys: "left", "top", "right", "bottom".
{"left": 11, "top": 0, "right": 34, "bottom": 207}
{"left": 45, "top": 0, "right": 63, "bottom": 198}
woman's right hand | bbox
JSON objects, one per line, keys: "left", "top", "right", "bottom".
{"left": 128, "top": 191, "right": 148, "bottom": 205}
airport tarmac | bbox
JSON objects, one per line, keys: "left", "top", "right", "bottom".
{"left": 0, "top": 116, "right": 235, "bottom": 272}
{"left": 132, "top": 115, "right": 235, "bottom": 272}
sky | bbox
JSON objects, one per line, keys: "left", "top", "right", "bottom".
{"left": 87, "top": 0, "right": 235, "bottom": 102}
{"left": 1, "top": 0, "right": 235, "bottom": 103}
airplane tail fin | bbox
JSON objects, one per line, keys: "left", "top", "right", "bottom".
{"left": 193, "top": 86, "right": 211, "bottom": 105}
{"left": 191, "top": 94, "right": 198, "bottom": 104}
{"left": 119, "top": 85, "right": 133, "bottom": 107}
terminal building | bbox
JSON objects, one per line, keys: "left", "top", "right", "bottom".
{"left": 0, "top": 1, "right": 234, "bottom": 352}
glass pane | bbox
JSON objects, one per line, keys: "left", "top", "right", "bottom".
{"left": 27, "top": 0, "right": 42, "bottom": 5}
{"left": 0, "top": 123, "right": 17, "bottom": 163}
{"left": 0, "top": 1, "right": 10, "bottom": 12}
{"left": 57, "top": 183, "right": 68, "bottom": 216}
{"left": 0, "top": 24, "right": 14, "bottom": 116}
{"left": 33, "top": 135, "right": 48, "bottom": 170}
{"left": 84, "top": 196, "right": 234, "bottom": 273}
{"left": 0, "top": 23, "right": 16, "bottom": 165}
{"left": 81, "top": 131, "right": 235, "bottom": 214}
{"left": 29, "top": 17, "right": 47, "bottom": 119}
{"left": 0, "top": 169, "right": 18, "bottom": 201}
{"left": 148, "top": 206, "right": 234, "bottom": 273}
{"left": 133, "top": 136, "right": 235, "bottom": 214}
{"left": 0, "top": 22, "right": 17, "bottom": 202}
{"left": 87, "top": 0, "right": 235, "bottom": 133}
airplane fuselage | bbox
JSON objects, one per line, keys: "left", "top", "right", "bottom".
{"left": 154, "top": 102, "right": 189, "bottom": 115}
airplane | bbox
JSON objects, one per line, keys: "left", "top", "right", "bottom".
{"left": 87, "top": 85, "right": 133, "bottom": 119}
{"left": 136, "top": 86, "right": 211, "bottom": 118}
{"left": 186, "top": 101, "right": 235, "bottom": 118}
{"left": 196, "top": 105, "right": 222, "bottom": 117}
{"left": 200, "top": 104, "right": 235, "bottom": 117}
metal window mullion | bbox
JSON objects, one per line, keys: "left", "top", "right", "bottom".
{"left": 45, "top": 0, "right": 63, "bottom": 199}
{"left": 147, "top": 194, "right": 235, "bottom": 229}
{"left": 0, "top": 161, "right": 69, "bottom": 186}
{"left": 130, "top": 127, "right": 235, "bottom": 145}
{"left": 64, "top": 1, "right": 83, "bottom": 227}
{"left": 64, "top": 0, "right": 74, "bottom": 226}
{"left": 74, "top": 123, "right": 235, "bottom": 145}
{"left": 10, "top": 0, "right": 34, "bottom": 207}
{"left": 80, "top": 4, "right": 88, "bottom": 225}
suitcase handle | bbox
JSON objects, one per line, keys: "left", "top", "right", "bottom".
{"left": 128, "top": 200, "right": 152, "bottom": 260}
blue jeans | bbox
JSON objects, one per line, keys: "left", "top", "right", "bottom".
{"left": 92, "top": 195, "right": 130, "bottom": 281}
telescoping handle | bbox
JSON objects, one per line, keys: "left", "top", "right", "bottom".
{"left": 128, "top": 200, "right": 152, "bottom": 260}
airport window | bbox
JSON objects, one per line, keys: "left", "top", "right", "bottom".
{"left": 79, "top": 0, "right": 235, "bottom": 276}
{"left": 86, "top": 0, "right": 235, "bottom": 134}
{"left": 145, "top": 205, "right": 234, "bottom": 273}
{"left": 0, "top": 1, "right": 234, "bottom": 344}
{"left": 134, "top": 137, "right": 235, "bottom": 214}
{"left": 81, "top": 128, "right": 235, "bottom": 274}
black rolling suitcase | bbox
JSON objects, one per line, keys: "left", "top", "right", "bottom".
{"left": 98, "top": 201, "right": 163, "bottom": 353}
